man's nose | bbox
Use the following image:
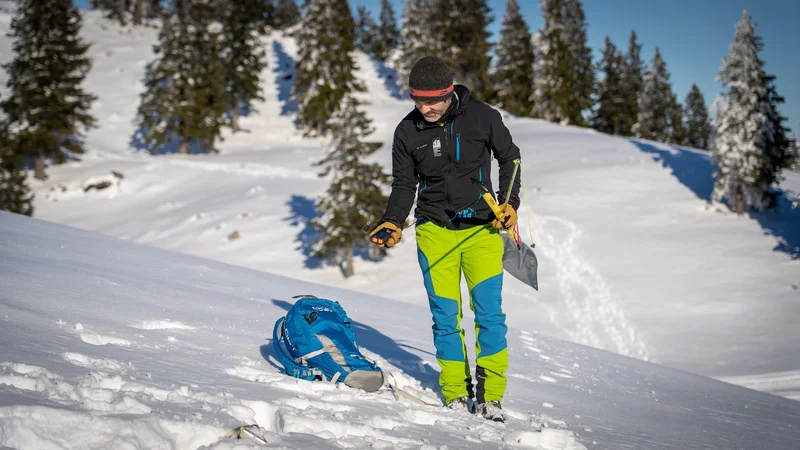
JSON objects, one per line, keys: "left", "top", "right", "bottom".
{"left": 419, "top": 104, "right": 432, "bottom": 114}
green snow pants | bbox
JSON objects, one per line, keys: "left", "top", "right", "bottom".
{"left": 415, "top": 221, "right": 508, "bottom": 404}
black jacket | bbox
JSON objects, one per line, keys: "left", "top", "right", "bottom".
{"left": 381, "top": 85, "right": 522, "bottom": 230}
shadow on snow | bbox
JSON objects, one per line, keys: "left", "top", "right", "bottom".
{"left": 631, "top": 139, "right": 800, "bottom": 259}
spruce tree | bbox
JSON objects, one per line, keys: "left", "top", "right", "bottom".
{"left": 310, "top": 95, "right": 391, "bottom": 278}
{"left": 131, "top": 0, "right": 162, "bottom": 25}
{"left": 371, "top": 0, "right": 399, "bottom": 63}
{"left": 711, "top": 9, "right": 793, "bottom": 214}
{"left": 533, "top": 0, "right": 593, "bottom": 125}
{"left": 220, "top": 0, "right": 268, "bottom": 132}
{"left": 269, "top": 0, "right": 301, "bottom": 30}
{"left": 684, "top": 84, "right": 712, "bottom": 150}
{"left": 591, "top": 37, "right": 627, "bottom": 135}
{"left": 90, "top": 0, "right": 128, "bottom": 26}
{"left": 292, "top": 0, "right": 363, "bottom": 136}
{"left": 561, "top": 0, "right": 594, "bottom": 124}
{"left": 397, "top": 0, "right": 441, "bottom": 94}
{"left": 765, "top": 74, "right": 794, "bottom": 172}
{"left": 436, "top": 0, "right": 494, "bottom": 101}
{"left": 355, "top": 6, "right": 378, "bottom": 57}
{"left": 0, "top": 122, "right": 34, "bottom": 216}
{"left": 668, "top": 97, "right": 686, "bottom": 145}
{"left": 533, "top": 0, "right": 569, "bottom": 122}
{"left": 632, "top": 47, "right": 678, "bottom": 143}
{"left": 493, "top": 0, "right": 535, "bottom": 117}
{"left": 135, "top": 0, "right": 227, "bottom": 154}
{"left": 1, "top": 0, "right": 97, "bottom": 181}
{"left": 90, "top": 0, "right": 156, "bottom": 26}
{"left": 790, "top": 139, "right": 800, "bottom": 172}
{"left": 619, "top": 30, "right": 643, "bottom": 136}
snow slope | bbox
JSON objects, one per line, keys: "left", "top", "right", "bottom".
{"left": 2, "top": 211, "right": 800, "bottom": 450}
{"left": 1, "top": 10, "right": 799, "bottom": 403}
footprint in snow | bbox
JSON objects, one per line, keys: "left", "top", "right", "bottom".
{"left": 74, "top": 323, "right": 132, "bottom": 347}
{"left": 132, "top": 320, "right": 196, "bottom": 331}
{"left": 61, "top": 352, "right": 129, "bottom": 372}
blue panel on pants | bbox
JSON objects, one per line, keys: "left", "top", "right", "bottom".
{"left": 417, "top": 247, "right": 466, "bottom": 362}
{"left": 471, "top": 273, "right": 507, "bottom": 358}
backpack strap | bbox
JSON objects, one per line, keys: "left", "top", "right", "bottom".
{"left": 272, "top": 317, "right": 322, "bottom": 381}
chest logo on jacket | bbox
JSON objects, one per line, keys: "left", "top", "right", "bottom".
{"left": 432, "top": 138, "right": 442, "bottom": 157}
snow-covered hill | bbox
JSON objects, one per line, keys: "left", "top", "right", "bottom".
{"left": 1, "top": 7, "right": 799, "bottom": 410}
{"left": 2, "top": 211, "right": 800, "bottom": 449}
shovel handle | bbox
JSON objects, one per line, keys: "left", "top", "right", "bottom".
{"left": 481, "top": 192, "right": 518, "bottom": 241}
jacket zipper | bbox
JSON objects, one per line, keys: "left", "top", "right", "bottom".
{"left": 445, "top": 120, "right": 459, "bottom": 210}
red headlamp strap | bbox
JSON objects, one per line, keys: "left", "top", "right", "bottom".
{"left": 409, "top": 85, "right": 454, "bottom": 98}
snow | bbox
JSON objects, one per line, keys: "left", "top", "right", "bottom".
{"left": 2, "top": 211, "right": 800, "bottom": 449}
{"left": 1, "top": 9, "right": 800, "bottom": 449}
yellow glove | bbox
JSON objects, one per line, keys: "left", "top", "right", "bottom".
{"left": 492, "top": 203, "right": 518, "bottom": 231}
{"left": 368, "top": 222, "right": 402, "bottom": 248}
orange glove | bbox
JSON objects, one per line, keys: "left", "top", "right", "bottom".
{"left": 492, "top": 203, "right": 518, "bottom": 231}
{"left": 368, "top": 222, "right": 402, "bottom": 248}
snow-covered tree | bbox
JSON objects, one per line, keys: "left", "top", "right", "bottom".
{"left": 1, "top": 0, "right": 97, "bottom": 180}
{"left": 492, "top": 0, "right": 535, "bottom": 117}
{"left": 619, "top": 30, "right": 643, "bottom": 136}
{"left": 789, "top": 139, "right": 800, "bottom": 172}
{"left": 632, "top": 47, "right": 679, "bottom": 143}
{"left": 532, "top": 0, "right": 568, "bottom": 122}
{"left": 310, "top": 95, "right": 390, "bottom": 278}
{"left": 133, "top": 0, "right": 162, "bottom": 25}
{"left": 397, "top": 0, "right": 442, "bottom": 94}
{"left": 436, "top": 0, "right": 493, "bottom": 101}
{"left": 764, "top": 74, "right": 794, "bottom": 172}
{"left": 562, "top": 0, "right": 593, "bottom": 122}
{"left": 292, "top": 0, "right": 363, "bottom": 136}
{"left": 371, "top": 0, "right": 399, "bottom": 62}
{"left": 90, "top": 0, "right": 160, "bottom": 26}
{"left": 268, "top": 0, "right": 301, "bottom": 30}
{"left": 220, "top": 0, "right": 268, "bottom": 132}
{"left": 533, "top": 0, "right": 593, "bottom": 126}
{"left": 684, "top": 84, "right": 712, "bottom": 150}
{"left": 135, "top": 0, "right": 227, "bottom": 154}
{"left": 90, "top": 0, "right": 127, "bottom": 25}
{"left": 591, "top": 37, "right": 626, "bottom": 135}
{"left": 711, "top": 9, "right": 793, "bottom": 214}
{"left": 0, "top": 121, "right": 33, "bottom": 216}
{"left": 355, "top": 6, "right": 378, "bottom": 57}
{"left": 668, "top": 99, "right": 686, "bottom": 145}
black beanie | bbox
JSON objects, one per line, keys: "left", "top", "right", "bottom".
{"left": 409, "top": 56, "right": 454, "bottom": 102}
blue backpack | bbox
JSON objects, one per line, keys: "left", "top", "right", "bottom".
{"left": 272, "top": 296, "right": 385, "bottom": 392}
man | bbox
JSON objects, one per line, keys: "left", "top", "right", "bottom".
{"left": 368, "top": 56, "right": 521, "bottom": 423}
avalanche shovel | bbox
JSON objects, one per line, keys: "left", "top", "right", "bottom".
{"left": 471, "top": 168, "right": 539, "bottom": 291}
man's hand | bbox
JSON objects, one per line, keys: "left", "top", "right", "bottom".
{"left": 492, "top": 203, "right": 518, "bottom": 230}
{"left": 368, "top": 222, "right": 402, "bottom": 248}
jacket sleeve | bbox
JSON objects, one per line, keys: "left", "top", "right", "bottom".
{"left": 380, "top": 128, "right": 417, "bottom": 228}
{"left": 488, "top": 108, "right": 522, "bottom": 210}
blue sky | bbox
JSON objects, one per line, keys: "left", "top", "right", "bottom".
{"left": 73, "top": 0, "right": 798, "bottom": 136}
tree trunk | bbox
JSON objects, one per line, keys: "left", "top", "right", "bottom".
{"left": 34, "top": 153, "right": 47, "bottom": 181}
{"left": 133, "top": 0, "right": 145, "bottom": 25}
{"left": 231, "top": 103, "right": 240, "bottom": 132}
{"left": 118, "top": 0, "right": 127, "bottom": 26}
{"left": 735, "top": 188, "right": 744, "bottom": 216}
{"left": 342, "top": 245, "right": 354, "bottom": 278}
{"left": 178, "top": 136, "right": 189, "bottom": 155}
